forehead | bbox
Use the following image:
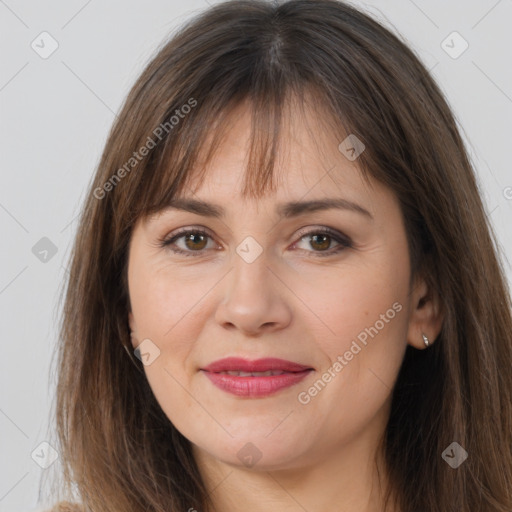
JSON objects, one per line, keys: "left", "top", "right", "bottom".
{"left": 182, "top": 98, "right": 374, "bottom": 207}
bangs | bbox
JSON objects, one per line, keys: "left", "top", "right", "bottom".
{"left": 128, "top": 81, "right": 363, "bottom": 225}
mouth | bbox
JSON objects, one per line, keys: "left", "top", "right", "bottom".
{"left": 213, "top": 370, "right": 292, "bottom": 376}
{"left": 200, "top": 357, "right": 314, "bottom": 398}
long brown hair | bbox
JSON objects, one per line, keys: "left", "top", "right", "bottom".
{"left": 44, "top": 0, "right": 512, "bottom": 510}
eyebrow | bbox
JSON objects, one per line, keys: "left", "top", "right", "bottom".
{"left": 162, "top": 197, "right": 373, "bottom": 219}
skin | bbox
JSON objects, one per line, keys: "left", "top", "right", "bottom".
{"left": 127, "top": 98, "right": 443, "bottom": 512}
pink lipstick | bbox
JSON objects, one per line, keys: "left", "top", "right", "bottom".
{"left": 200, "top": 357, "right": 314, "bottom": 398}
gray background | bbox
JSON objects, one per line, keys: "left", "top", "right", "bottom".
{"left": 1, "top": 0, "right": 511, "bottom": 510}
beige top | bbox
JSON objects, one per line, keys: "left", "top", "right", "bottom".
{"left": 30, "top": 503, "right": 83, "bottom": 512}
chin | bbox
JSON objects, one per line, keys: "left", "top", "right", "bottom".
{"left": 194, "top": 431, "right": 311, "bottom": 472}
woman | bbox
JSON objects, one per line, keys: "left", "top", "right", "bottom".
{"left": 43, "top": 0, "right": 512, "bottom": 511}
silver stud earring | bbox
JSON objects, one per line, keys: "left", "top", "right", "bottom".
{"left": 422, "top": 333, "right": 430, "bottom": 347}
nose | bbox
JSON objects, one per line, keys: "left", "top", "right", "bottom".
{"left": 214, "top": 250, "right": 293, "bottom": 337}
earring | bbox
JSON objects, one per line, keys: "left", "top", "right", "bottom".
{"left": 422, "top": 333, "right": 430, "bottom": 347}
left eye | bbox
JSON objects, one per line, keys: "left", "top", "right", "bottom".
{"left": 159, "top": 227, "right": 352, "bottom": 258}
{"left": 292, "top": 228, "right": 352, "bottom": 256}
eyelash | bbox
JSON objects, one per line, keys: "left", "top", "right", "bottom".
{"left": 158, "top": 226, "right": 352, "bottom": 258}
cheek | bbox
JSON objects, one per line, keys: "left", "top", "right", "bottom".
{"left": 292, "top": 249, "right": 410, "bottom": 440}
{"left": 298, "top": 254, "right": 409, "bottom": 357}
{"left": 127, "top": 260, "right": 210, "bottom": 420}
{"left": 129, "top": 262, "right": 210, "bottom": 431}
{"left": 129, "top": 258, "right": 212, "bottom": 344}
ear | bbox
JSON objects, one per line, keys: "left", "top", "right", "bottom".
{"left": 128, "top": 311, "right": 138, "bottom": 348}
{"left": 406, "top": 273, "right": 444, "bottom": 349}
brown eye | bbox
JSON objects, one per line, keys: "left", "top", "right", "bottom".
{"left": 160, "top": 228, "right": 216, "bottom": 257}
{"left": 309, "top": 233, "right": 332, "bottom": 251}
{"left": 292, "top": 227, "right": 352, "bottom": 257}
{"left": 183, "top": 232, "right": 208, "bottom": 251}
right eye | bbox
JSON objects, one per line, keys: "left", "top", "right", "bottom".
{"left": 159, "top": 227, "right": 220, "bottom": 257}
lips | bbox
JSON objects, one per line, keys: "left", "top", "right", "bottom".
{"left": 200, "top": 357, "right": 314, "bottom": 398}
{"left": 201, "top": 357, "right": 313, "bottom": 373}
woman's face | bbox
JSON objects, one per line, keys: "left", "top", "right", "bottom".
{"left": 127, "top": 100, "right": 430, "bottom": 472}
